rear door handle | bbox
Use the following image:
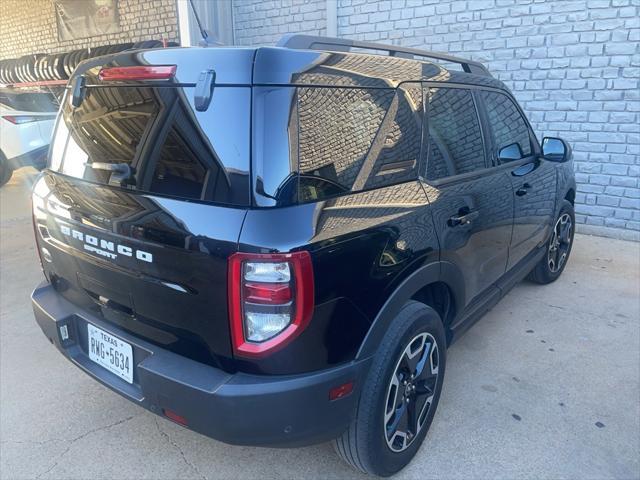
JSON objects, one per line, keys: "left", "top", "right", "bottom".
{"left": 516, "top": 183, "right": 532, "bottom": 196}
{"left": 448, "top": 209, "right": 479, "bottom": 227}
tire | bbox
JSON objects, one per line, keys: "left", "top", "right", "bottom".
{"left": 132, "top": 40, "right": 163, "bottom": 50}
{"left": 527, "top": 200, "right": 575, "bottom": 284}
{"left": 0, "top": 59, "right": 10, "bottom": 83}
{"left": 16, "top": 56, "right": 27, "bottom": 83}
{"left": 53, "top": 53, "right": 67, "bottom": 80}
{"left": 35, "top": 55, "right": 46, "bottom": 81}
{"left": 62, "top": 51, "right": 73, "bottom": 78}
{"left": 0, "top": 153, "right": 14, "bottom": 187}
{"left": 334, "top": 301, "right": 447, "bottom": 476}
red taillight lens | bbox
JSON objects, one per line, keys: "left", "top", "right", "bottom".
{"left": 98, "top": 65, "right": 176, "bottom": 81}
{"left": 228, "top": 251, "right": 314, "bottom": 358}
{"left": 244, "top": 283, "right": 292, "bottom": 304}
{"left": 3, "top": 115, "right": 41, "bottom": 124}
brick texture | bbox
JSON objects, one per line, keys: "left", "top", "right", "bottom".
{"left": 0, "top": 0, "right": 179, "bottom": 58}
{"left": 234, "top": 0, "right": 640, "bottom": 238}
{"left": 233, "top": 0, "right": 327, "bottom": 46}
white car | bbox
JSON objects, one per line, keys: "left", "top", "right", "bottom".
{"left": 0, "top": 89, "right": 58, "bottom": 186}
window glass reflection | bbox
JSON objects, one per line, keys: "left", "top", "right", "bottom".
{"left": 425, "top": 88, "right": 486, "bottom": 181}
{"left": 296, "top": 83, "right": 423, "bottom": 202}
{"left": 479, "top": 90, "right": 532, "bottom": 163}
{"left": 49, "top": 86, "right": 250, "bottom": 205}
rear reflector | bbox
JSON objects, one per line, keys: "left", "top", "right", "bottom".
{"left": 163, "top": 408, "right": 188, "bottom": 426}
{"left": 98, "top": 65, "right": 177, "bottom": 81}
{"left": 329, "top": 381, "right": 354, "bottom": 401}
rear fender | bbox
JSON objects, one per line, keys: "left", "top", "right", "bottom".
{"left": 356, "top": 261, "right": 465, "bottom": 359}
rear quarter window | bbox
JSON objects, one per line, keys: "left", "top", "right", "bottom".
{"left": 424, "top": 87, "right": 487, "bottom": 181}
{"left": 296, "top": 83, "right": 424, "bottom": 203}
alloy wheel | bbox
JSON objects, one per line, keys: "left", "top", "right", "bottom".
{"left": 548, "top": 213, "right": 573, "bottom": 273}
{"left": 383, "top": 332, "right": 439, "bottom": 452}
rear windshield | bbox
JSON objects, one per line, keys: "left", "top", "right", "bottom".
{"left": 49, "top": 85, "right": 251, "bottom": 206}
{"left": 0, "top": 90, "right": 59, "bottom": 112}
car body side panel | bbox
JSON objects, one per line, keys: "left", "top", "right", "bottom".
{"left": 423, "top": 172, "right": 513, "bottom": 306}
{"left": 556, "top": 158, "right": 577, "bottom": 211}
{"left": 0, "top": 112, "right": 53, "bottom": 161}
{"left": 238, "top": 181, "right": 439, "bottom": 374}
{"left": 508, "top": 158, "right": 558, "bottom": 269}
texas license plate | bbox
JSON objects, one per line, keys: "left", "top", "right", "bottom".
{"left": 87, "top": 323, "right": 133, "bottom": 384}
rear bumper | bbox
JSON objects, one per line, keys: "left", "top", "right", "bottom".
{"left": 32, "top": 281, "right": 370, "bottom": 447}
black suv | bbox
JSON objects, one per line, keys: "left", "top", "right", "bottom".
{"left": 31, "top": 35, "right": 576, "bottom": 476}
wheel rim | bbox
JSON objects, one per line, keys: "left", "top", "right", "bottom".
{"left": 384, "top": 332, "right": 439, "bottom": 452}
{"left": 548, "top": 213, "right": 573, "bottom": 273}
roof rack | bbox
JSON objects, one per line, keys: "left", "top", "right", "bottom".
{"left": 277, "top": 34, "right": 492, "bottom": 77}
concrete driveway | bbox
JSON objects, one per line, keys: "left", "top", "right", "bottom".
{"left": 1, "top": 168, "right": 639, "bottom": 480}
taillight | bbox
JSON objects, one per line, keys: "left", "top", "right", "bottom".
{"left": 228, "top": 251, "right": 314, "bottom": 358}
{"left": 2, "top": 115, "right": 50, "bottom": 124}
{"left": 98, "top": 65, "right": 177, "bottom": 81}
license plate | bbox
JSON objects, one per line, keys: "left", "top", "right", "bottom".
{"left": 87, "top": 324, "right": 133, "bottom": 384}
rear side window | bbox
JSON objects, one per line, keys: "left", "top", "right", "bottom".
{"left": 479, "top": 90, "right": 532, "bottom": 163}
{"left": 424, "top": 88, "right": 486, "bottom": 181}
{"left": 296, "top": 83, "right": 423, "bottom": 202}
{"left": 51, "top": 86, "right": 250, "bottom": 206}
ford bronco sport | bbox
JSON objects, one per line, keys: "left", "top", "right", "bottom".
{"left": 31, "top": 35, "right": 576, "bottom": 476}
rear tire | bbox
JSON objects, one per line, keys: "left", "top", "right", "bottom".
{"left": 528, "top": 200, "right": 575, "bottom": 284}
{"left": 0, "top": 153, "right": 14, "bottom": 187}
{"left": 334, "top": 301, "right": 446, "bottom": 476}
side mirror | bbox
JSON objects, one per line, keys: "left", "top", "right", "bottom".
{"left": 541, "top": 137, "right": 571, "bottom": 162}
{"left": 498, "top": 142, "right": 524, "bottom": 162}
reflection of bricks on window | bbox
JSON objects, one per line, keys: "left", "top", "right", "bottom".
{"left": 298, "top": 87, "right": 394, "bottom": 188}
{"left": 426, "top": 88, "right": 485, "bottom": 180}
{"left": 366, "top": 84, "right": 423, "bottom": 189}
{"left": 297, "top": 83, "right": 424, "bottom": 199}
{"left": 481, "top": 91, "right": 531, "bottom": 157}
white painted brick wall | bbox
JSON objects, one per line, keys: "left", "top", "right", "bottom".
{"left": 233, "top": 0, "right": 640, "bottom": 239}
{"left": 233, "top": 0, "right": 327, "bottom": 46}
{"left": 0, "top": 0, "right": 179, "bottom": 58}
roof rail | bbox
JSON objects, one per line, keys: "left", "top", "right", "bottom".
{"left": 276, "top": 34, "right": 492, "bottom": 77}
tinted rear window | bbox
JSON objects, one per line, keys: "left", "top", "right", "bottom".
{"left": 424, "top": 88, "right": 486, "bottom": 181}
{"left": 297, "top": 83, "right": 423, "bottom": 202}
{"left": 50, "top": 86, "right": 251, "bottom": 206}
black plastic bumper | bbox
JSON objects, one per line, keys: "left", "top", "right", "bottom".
{"left": 31, "top": 282, "right": 371, "bottom": 447}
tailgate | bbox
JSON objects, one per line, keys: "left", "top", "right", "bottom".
{"left": 32, "top": 48, "right": 253, "bottom": 366}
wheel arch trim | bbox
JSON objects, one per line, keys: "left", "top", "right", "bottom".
{"left": 356, "top": 261, "right": 466, "bottom": 359}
